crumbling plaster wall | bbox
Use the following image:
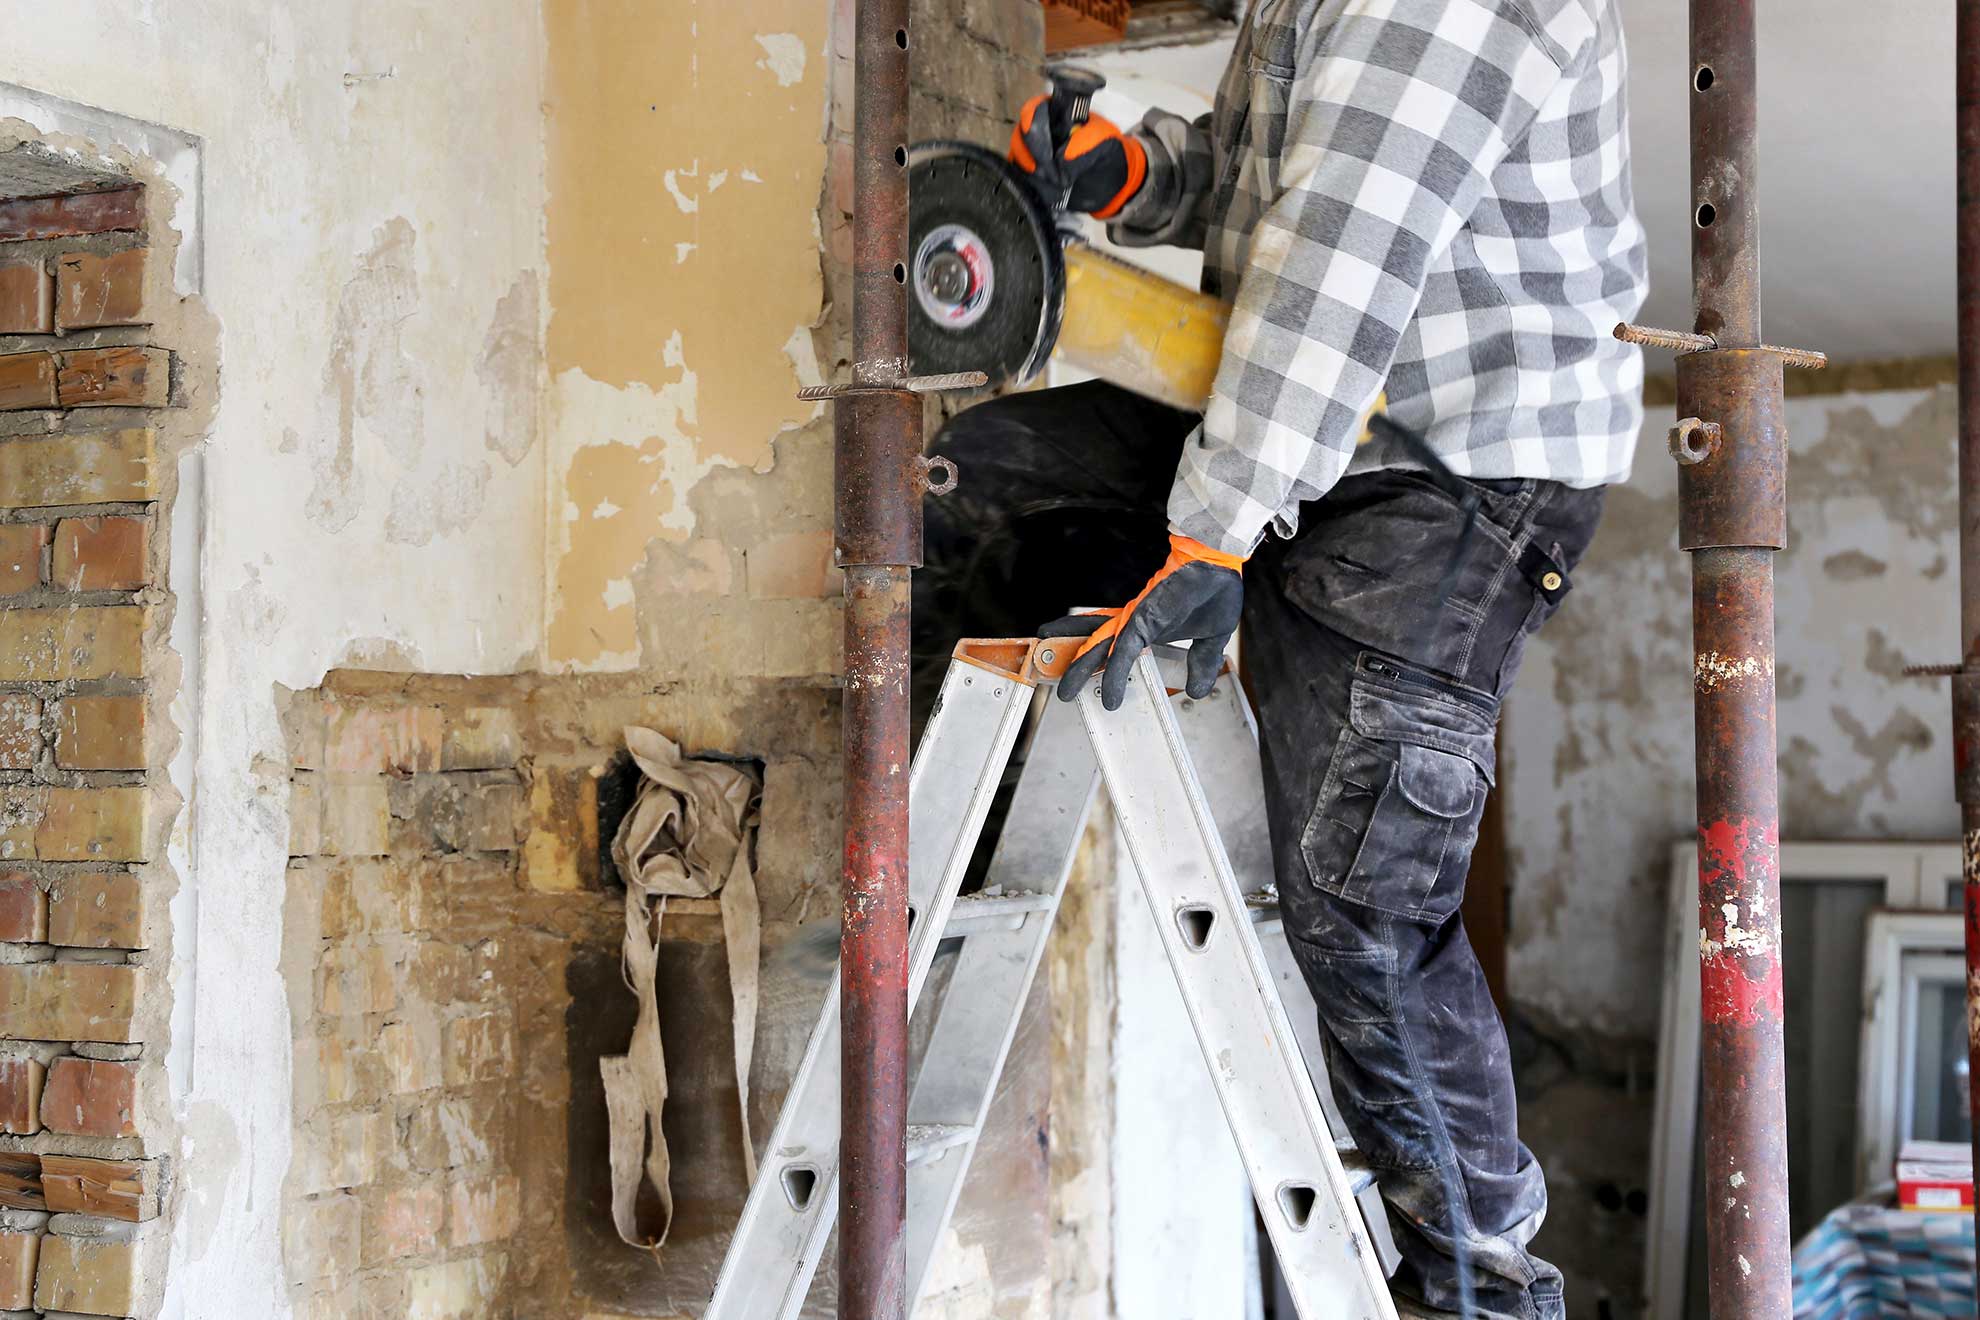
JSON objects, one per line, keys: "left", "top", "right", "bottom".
{"left": 0, "top": 5, "right": 551, "bottom": 1317}
{"left": 1504, "top": 381, "right": 1960, "bottom": 1037}
{"left": 1499, "top": 377, "right": 1962, "bottom": 1311}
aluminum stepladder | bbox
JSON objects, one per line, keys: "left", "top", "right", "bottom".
{"left": 706, "top": 638, "right": 1400, "bottom": 1320}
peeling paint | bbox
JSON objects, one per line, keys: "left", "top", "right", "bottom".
{"left": 756, "top": 34, "right": 808, "bottom": 88}
{"left": 1504, "top": 385, "right": 1960, "bottom": 1037}
{"left": 478, "top": 271, "right": 542, "bottom": 467}
{"left": 309, "top": 217, "right": 423, "bottom": 532}
{"left": 543, "top": 0, "right": 829, "bottom": 671}
{"left": 1694, "top": 651, "right": 1768, "bottom": 692}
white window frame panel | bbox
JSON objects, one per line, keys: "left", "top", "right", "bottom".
{"left": 1896, "top": 951, "right": 1967, "bottom": 1155}
{"left": 1647, "top": 841, "right": 1953, "bottom": 1320}
{"left": 1857, "top": 913, "right": 1965, "bottom": 1192}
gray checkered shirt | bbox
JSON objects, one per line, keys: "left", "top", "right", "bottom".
{"left": 1111, "top": 0, "right": 1648, "bottom": 557}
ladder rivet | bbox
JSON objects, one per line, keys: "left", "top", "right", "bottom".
{"left": 993, "top": 687, "right": 1004, "bottom": 697}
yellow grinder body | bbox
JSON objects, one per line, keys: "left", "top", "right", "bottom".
{"left": 907, "top": 141, "right": 1381, "bottom": 434}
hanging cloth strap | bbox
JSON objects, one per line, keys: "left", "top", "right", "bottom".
{"left": 601, "top": 726, "right": 762, "bottom": 1254}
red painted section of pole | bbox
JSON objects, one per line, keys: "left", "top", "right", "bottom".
{"left": 1682, "top": 0, "right": 1793, "bottom": 1313}
{"left": 1954, "top": 0, "right": 1980, "bottom": 1261}
{"left": 836, "top": 0, "right": 917, "bottom": 1315}
{"left": 1689, "top": 552, "right": 1791, "bottom": 1316}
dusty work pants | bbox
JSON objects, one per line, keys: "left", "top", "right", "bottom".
{"left": 910, "top": 381, "right": 1604, "bottom": 1320}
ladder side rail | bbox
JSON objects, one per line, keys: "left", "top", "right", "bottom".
{"left": 902, "top": 697, "right": 1103, "bottom": 1306}
{"left": 1075, "top": 654, "right": 1399, "bottom": 1320}
{"left": 705, "top": 658, "right": 1033, "bottom": 1320}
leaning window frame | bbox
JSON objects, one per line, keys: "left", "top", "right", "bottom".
{"left": 1858, "top": 913, "right": 1966, "bottom": 1191}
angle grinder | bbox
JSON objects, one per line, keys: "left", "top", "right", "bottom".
{"left": 906, "top": 69, "right": 1231, "bottom": 412}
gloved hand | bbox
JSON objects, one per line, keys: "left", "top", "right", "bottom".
{"left": 1039, "top": 533, "right": 1244, "bottom": 710}
{"left": 1008, "top": 93, "right": 1147, "bottom": 219}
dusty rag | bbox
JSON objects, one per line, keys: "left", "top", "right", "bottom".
{"left": 602, "top": 727, "right": 762, "bottom": 1253}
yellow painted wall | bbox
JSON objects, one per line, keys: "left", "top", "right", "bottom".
{"left": 543, "top": 0, "right": 831, "bottom": 669}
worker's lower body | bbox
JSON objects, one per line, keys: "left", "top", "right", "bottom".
{"left": 911, "top": 381, "right": 1603, "bottom": 1320}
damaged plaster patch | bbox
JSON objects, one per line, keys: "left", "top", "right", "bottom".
{"left": 663, "top": 162, "right": 700, "bottom": 214}
{"left": 1822, "top": 549, "right": 1887, "bottom": 581}
{"left": 309, "top": 217, "right": 424, "bottom": 532}
{"left": 543, "top": 0, "right": 829, "bottom": 670}
{"left": 478, "top": 272, "right": 542, "bottom": 466}
{"left": 385, "top": 460, "right": 493, "bottom": 546}
{"left": 545, "top": 350, "right": 713, "bottom": 668}
{"left": 754, "top": 34, "right": 807, "bottom": 87}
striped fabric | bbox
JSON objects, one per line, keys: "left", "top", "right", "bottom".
{"left": 1111, "top": 0, "right": 1648, "bottom": 558}
{"left": 1790, "top": 1196, "right": 1976, "bottom": 1319}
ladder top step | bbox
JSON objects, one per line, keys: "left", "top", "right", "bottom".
{"left": 941, "top": 889, "right": 1057, "bottom": 937}
{"left": 1339, "top": 1147, "right": 1377, "bottom": 1197}
{"left": 906, "top": 1123, "right": 977, "bottom": 1166}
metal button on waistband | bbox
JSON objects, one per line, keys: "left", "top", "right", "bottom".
{"left": 1541, "top": 571, "right": 1563, "bottom": 592}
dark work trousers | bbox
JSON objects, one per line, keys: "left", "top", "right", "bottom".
{"left": 911, "top": 381, "right": 1604, "bottom": 1320}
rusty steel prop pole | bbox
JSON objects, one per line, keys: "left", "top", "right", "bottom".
{"left": 835, "top": 0, "right": 920, "bottom": 1316}
{"left": 1678, "top": 0, "right": 1794, "bottom": 1314}
{"left": 1956, "top": 0, "right": 1980, "bottom": 1228}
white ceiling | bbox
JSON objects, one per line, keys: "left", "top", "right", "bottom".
{"left": 1098, "top": 3, "right": 1960, "bottom": 362}
{"left": 1624, "top": 0, "right": 1957, "bottom": 360}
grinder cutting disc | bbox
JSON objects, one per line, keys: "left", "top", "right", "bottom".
{"left": 907, "top": 140, "right": 1065, "bottom": 388}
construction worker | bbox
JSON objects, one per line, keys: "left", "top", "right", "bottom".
{"left": 911, "top": 1, "right": 1646, "bottom": 1316}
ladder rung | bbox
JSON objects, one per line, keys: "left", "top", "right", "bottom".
{"left": 942, "top": 890, "right": 1056, "bottom": 938}
{"left": 906, "top": 1123, "right": 977, "bottom": 1167}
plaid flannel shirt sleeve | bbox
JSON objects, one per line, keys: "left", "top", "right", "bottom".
{"left": 1168, "top": 0, "right": 1570, "bottom": 557}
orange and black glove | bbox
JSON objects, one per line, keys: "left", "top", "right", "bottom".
{"left": 1039, "top": 534, "right": 1244, "bottom": 710}
{"left": 1008, "top": 93, "right": 1147, "bottom": 220}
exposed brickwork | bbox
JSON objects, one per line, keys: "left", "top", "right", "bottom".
{"left": 0, "top": 1057, "right": 44, "bottom": 1135}
{"left": 0, "top": 963, "right": 141, "bottom": 1042}
{"left": 0, "top": 188, "right": 175, "bottom": 1317}
{"left": 33, "top": 1230, "right": 140, "bottom": 1314}
{"left": 41, "top": 1154, "right": 155, "bottom": 1221}
{"left": 279, "top": 671, "right": 844, "bottom": 1316}
{"left": 0, "top": 351, "right": 55, "bottom": 409}
{"left": 41, "top": 1057, "right": 138, "bottom": 1138}
{"left": 0, "top": 524, "right": 47, "bottom": 597}
{"left": 0, "top": 695, "right": 38, "bottom": 769}
{"left": 0, "top": 261, "right": 50, "bottom": 335}
{"left": 282, "top": 688, "right": 540, "bottom": 1312}
{"left": 48, "top": 870, "right": 145, "bottom": 949}
{"left": 0, "top": 874, "right": 47, "bottom": 943}
{"left": 56, "top": 345, "right": 172, "bottom": 408}
{"left": 0, "top": 1226, "right": 37, "bottom": 1308}
{"left": 0, "top": 606, "right": 145, "bottom": 681}
{"left": 52, "top": 515, "right": 150, "bottom": 592}
{"left": 0, "top": 187, "right": 143, "bottom": 242}
{"left": 54, "top": 694, "right": 146, "bottom": 771}
{"left": 55, "top": 248, "right": 146, "bottom": 330}
{"left": 0, "top": 428, "right": 156, "bottom": 508}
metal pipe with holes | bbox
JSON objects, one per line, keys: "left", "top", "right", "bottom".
{"left": 837, "top": 1, "right": 917, "bottom": 1315}
{"left": 1681, "top": 1, "right": 1794, "bottom": 1312}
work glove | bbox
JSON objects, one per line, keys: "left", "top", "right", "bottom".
{"left": 1008, "top": 93, "right": 1147, "bottom": 220}
{"left": 1039, "top": 533, "right": 1244, "bottom": 710}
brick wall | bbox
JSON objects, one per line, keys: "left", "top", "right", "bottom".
{"left": 0, "top": 179, "right": 175, "bottom": 1318}
{"left": 278, "top": 672, "right": 846, "bottom": 1318}
{"left": 281, "top": 687, "right": 534, "bottom": 1318}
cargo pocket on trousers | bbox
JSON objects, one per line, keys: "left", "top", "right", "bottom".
{"left": 1299, "top": 658, "right": 1495, "bottom": 924}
